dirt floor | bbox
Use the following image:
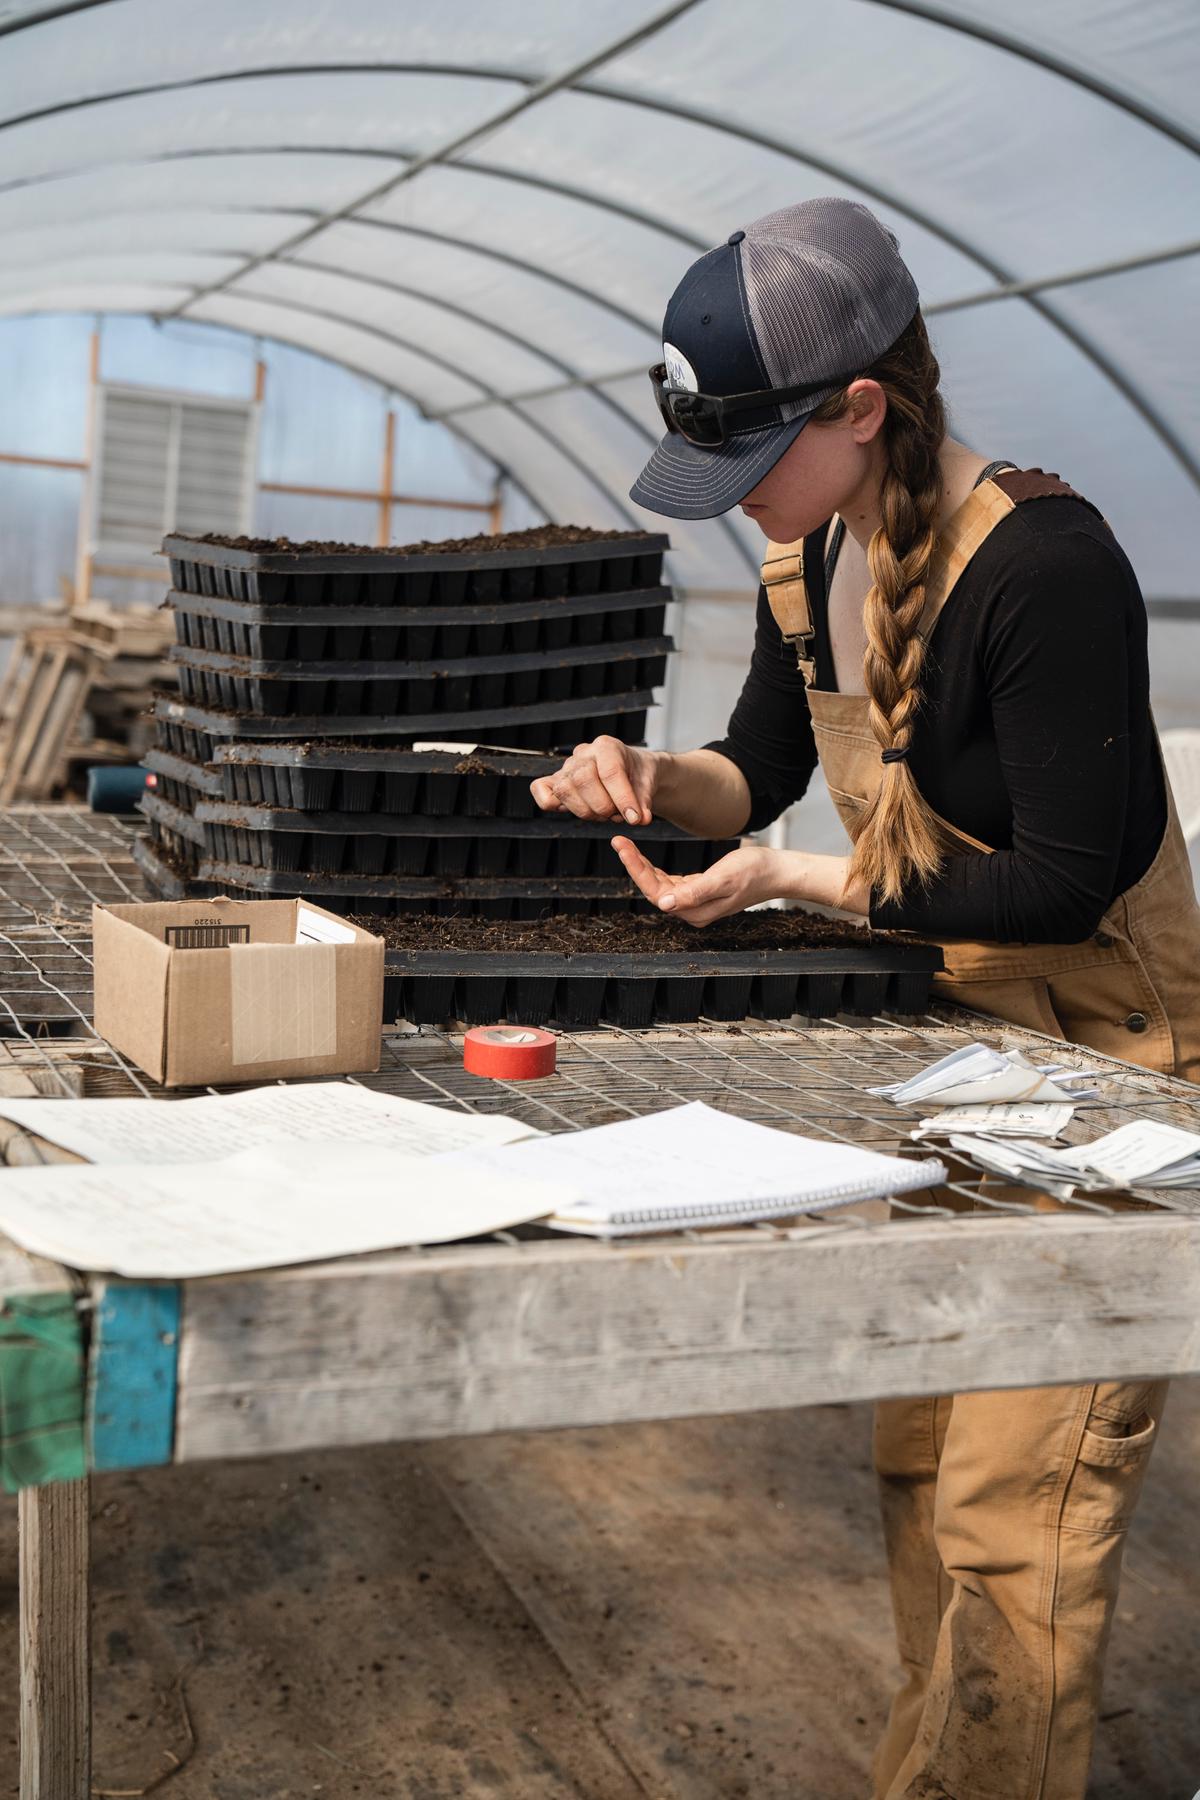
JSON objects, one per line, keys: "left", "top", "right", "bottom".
{"left": 2, "top": 1385, "right": 1196, "bottom": 1799}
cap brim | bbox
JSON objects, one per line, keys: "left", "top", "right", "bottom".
{"left": 629, "top": 412, "right": 811, "bottom": 521}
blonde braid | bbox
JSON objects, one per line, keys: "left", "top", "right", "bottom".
{"left": 809, "top": 311, "right": 947, "bottom": 903}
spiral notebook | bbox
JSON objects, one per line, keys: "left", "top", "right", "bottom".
{"left": 443, "top": 1102, "right": 947, "bottom": 1236}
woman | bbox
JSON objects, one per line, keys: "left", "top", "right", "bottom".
{"left": 532, "top": 198, "right": 1200, "bottom": 1800}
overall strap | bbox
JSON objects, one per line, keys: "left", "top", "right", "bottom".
{"left": 760, "top": 535, "right": 815, "bottom": 683}
{"left": 916, "top": 480, "right": 1017, "bottom": 642}
{"left": 916, "top": 466, "right": 1102, "bottom": 642}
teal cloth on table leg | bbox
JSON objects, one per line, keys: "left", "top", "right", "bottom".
{"left": 0, "top": 1292, "right": 87, "bottom": 1492}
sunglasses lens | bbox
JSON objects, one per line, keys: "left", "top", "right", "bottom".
{"left": 649, "top": 365, "right": 725, "bottom": 447}
{"left": 670, "top": 394, "right": 723, "bottom": 446}
{"left": 649, "top": 366, "right": 678, "bottom": 435}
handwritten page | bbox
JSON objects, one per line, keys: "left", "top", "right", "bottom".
{"left": 0, "top": 1142, "right": 563, "bottom": 1278}
{"left": 1057, "top": 1120, "right": 1200, "bottom": 1186}
{"left": 947, "top": 1118, "right": 1200, "bottom": 1200}
{"left": 439, "top": 1102, "right": 946, "bottom": 1236}
{"left": 0, "top": 1083, "right": 538, "bottom": 1166}
{"left": 912, "top": 1102, "right": 1075, "bottom": 1140}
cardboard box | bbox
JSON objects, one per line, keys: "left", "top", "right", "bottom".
{"left": 92, "top": 897, "right": 385, "bottom": 1088}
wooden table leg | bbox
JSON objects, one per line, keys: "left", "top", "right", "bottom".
{"left": 19, "top": 1478, "right": 91, "bottom": 1800}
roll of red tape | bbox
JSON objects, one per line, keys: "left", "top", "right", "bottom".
{"left": 463, "top": 1024, "right": 557, "bottom": 1080}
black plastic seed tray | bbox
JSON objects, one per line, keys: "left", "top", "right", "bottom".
{"left": 133, "top": 831, "right": 225, "bottom": 902}
{"left": 153, "top": 691, "right": 652, "bottom": 752}
{"left": 163, "top": 531, "right": 668, "bottom": 608}
{"left": 191, "top": 802, "right": 737, "bottom": 879}
{"left": 380, "top": 942, "right": 945, "bottom": 1029}
{"left": 196, "top": 862, "right": 647, "bottom": 906}
{"left": 212, "top": 745, "right": 566, "bottom": 814}
{"left": 166, "top": 585, "right": 669, "bottom": 662}
{"left": 143, "top": 745, "right": 222, "bottom": 816}
{"left": 139, "top": 787, "right": 208, "bottom": 852}
{"left": 170, "top": 637, "right": 671, "bottom": 717}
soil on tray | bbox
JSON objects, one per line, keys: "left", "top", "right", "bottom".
{"left": 188, "top": 524, "right": 649, "bottom": 557}
{"left": 353, "top": 909, "right": 885, "bottom": 955}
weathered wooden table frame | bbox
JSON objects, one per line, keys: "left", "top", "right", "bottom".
{"left": 5, "top": 1018, "right": 1200, "bottom": 1798}
{"left": 2, "top": 814, "right": 1199, "bottom": 1796}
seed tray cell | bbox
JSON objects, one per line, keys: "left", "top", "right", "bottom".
{"left": 153, "top": 691, "right": 652, "bottom": 751}
{"left": 166, "top": 587, "right": 669, "bottom": 662}
{"left": 379, "top": 944, "right": 944, "bottom": 1029}
{"left": 170, "top": 637, "right": 671, "bottom": 718}
{"left": 164, "top": 532, "right": 667, "bottom": 608}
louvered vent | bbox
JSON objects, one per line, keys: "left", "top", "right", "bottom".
{"left": 91, "top": 385, "right": 258, "bottom": 565}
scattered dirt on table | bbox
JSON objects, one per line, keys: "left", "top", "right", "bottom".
{"left": 187, "top": 524, "right": 653, "bottom": 557}
{"left": 352, "top": 909, "right": 880, "bottom": 955}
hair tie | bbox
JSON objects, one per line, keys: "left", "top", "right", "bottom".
{"left": 881, "top": 746, "right": 909, "bottom": 765}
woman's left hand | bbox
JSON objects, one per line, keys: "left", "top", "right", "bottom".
{"left": 612, "top": 838, "right": 789, "bottom": 927}
{"left": 612, "top": 836, "right": 871, "bottom": 924}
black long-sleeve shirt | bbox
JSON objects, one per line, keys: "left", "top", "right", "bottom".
{"left": 706, "top": 495, "right": 1167, "bottom": 942}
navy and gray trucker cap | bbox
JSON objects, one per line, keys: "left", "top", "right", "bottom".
{"left": 630, "top": 197, "right": 920, "bottom": 521}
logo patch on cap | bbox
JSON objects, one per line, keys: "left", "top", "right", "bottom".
{"left": 662, "top": 341, "right": 699, "bottom": 393}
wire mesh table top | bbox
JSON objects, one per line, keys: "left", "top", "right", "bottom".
{"left": 1, "top": 809, "right": 1198, "bottom": 1252}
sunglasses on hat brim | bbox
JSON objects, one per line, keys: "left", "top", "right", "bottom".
{"left": 649, "top": 362, "right": 861, "bottom": 448}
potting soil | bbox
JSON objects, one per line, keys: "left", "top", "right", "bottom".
{"left": 192, "top": 524, "right": 647, "bottom": 557}
{"left": 352, "top": 909, "right": 882, "bottom": 955}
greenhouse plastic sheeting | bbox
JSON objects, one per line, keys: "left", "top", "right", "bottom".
{"left": 1, "top": 0, "right": 1198, "bottom": 596}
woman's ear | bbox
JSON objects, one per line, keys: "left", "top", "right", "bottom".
{"left": 845, "top": 378, "right": 887, "bottom": 445}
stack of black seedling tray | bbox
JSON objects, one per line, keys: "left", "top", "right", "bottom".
{"left": 136, "top": 744, "right": 736, "bottom": 919}
{"left": 137, "top": 525, "right": 683, "bottom": 911}
{"left": 133, "top": 524, "right": 952, "bottom": 1027}
{"left": 164, "top": 528, "right": 669, "bottom": 723}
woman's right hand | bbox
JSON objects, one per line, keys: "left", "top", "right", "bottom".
{"left": 530, "top": 737, "right": 660, "bottom": 826}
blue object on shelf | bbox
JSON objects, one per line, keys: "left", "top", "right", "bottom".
{"left": 87, "top": 765, "right": 149, "bottom": 812}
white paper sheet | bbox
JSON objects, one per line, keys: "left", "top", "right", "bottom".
{"left": 870, "top": 1044, "right": 1098, "bottom": 1108}
{"left": 0, "top": 1141, "right": 563, "bottom": 1277}
{"left": 440, "top": 1102, "right": 946, "bottom": 1235}
{"left": 912, "top": 1102, "right": 1074, "bottom": 1140}
{"left": 947, "top": 1117, "right": 1200, "bottom": 1200}
{"left": 1057, "top": 1120, "right": 1200, "bottom": 1184}
{"left": 411, "top": 741, "right": 543, "bottom": 756}
{"left": 0, "top": 1083, "right": 538, "bottom": 1167}
{"left": 295, "top": 908, "right": 357, "bottom": 944}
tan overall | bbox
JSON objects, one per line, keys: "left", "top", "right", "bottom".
{"left": 761, "top": 469, "right": 1200, "bottom": 1800}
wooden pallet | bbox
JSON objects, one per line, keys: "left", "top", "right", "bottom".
{"left": 0, "top": 600, "right": 177, "bottom": 800}
{"left": 0, "top": 629, "right": 100, "bottom": 805}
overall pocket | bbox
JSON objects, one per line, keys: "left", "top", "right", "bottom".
{"left": 1061, "top": 1381, "right": 1166, "bottom": 1534}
